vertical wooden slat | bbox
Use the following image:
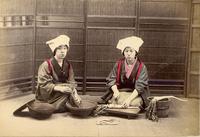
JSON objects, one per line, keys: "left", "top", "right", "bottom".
{"left": 135, "top": 0, "right": 140, "bottom": 36}
{"left": 32, "top": 0, "right": 37, "bottom": 92}
{"left": 185, "top": 0, "right": 193, "bottom": 97}
{"left": 83, "top": 0, "right": 88, "bottom": 95}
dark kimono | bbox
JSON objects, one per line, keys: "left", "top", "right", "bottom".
{"left": 35, "top": 57, "right": 77, "bottom": 112}
{"left": 102, "top": 58, "right": 150, "bottom": 108}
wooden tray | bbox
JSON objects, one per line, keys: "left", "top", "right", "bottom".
{"left": 104, "top": 108, "right": 140, "bottom": 119}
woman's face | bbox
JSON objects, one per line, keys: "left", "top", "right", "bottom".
{"left": 54, "top": 45, "right": 68, "bottom": 59}
{"left": 123, "top": 47, "right": 136, "bottom": 61}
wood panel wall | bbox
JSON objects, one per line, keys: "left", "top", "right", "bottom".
{"left": 139, "top": 0, "right": 189, "bottom": 95}
{"left": 0, "top": 0, "right": 34, "bottom": 99}
{"left": 0, "top": 0, "right": 192, "bottom": 98}
{"left": 85, "top": 0, "right": 189, "bottom": 95}
{"left": 187, "top": 0, "right": 200, "bottom": 98}
{"left": 35, "top": 0, "right": 85, "bottom": 91}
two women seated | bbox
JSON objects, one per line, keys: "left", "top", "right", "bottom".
{"left": 35, "top": 35, "right": 149, "bottom": 114}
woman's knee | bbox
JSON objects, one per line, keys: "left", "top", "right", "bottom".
{"left": 130, "top": 97, "right": 143, "bottom": 107}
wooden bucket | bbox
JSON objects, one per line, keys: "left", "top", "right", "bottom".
{"left": 148, "top": 97, "right": 170, "bottom": 118}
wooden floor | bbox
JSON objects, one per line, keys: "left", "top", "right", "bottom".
{"left": 0, "top": 94, "right": 199, "bottom": 137}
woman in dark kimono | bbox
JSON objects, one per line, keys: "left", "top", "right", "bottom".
{"left": 99, "top": 36, "right": 149, "bottom": 110}
{"left": 36, "top": 35, "right": 81, "bottom": 113}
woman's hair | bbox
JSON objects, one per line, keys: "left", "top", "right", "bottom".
{"left": 53, "top": 45, "right": 69, "bottom": 56}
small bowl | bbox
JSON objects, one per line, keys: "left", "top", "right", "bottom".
{"left": 27, "top": 101, "right": 55, "bottom": 119}
{"left": 65, "top": 99, "right": 97, "bottom": 117}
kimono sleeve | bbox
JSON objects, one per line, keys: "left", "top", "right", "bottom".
{"left": 67, "top": 64, "right": 78, "bottom": 88}
{"left": 135, "top": 64, "right": 149, "bottom": 94}
{"left": 37, "top": 62, "right": 55, "bottom": 95}
{"left": 135, "top": 64, "right": 150, "bottom": 107}
{"left": 106, "top": 63, "right": 118, "bottom": 88}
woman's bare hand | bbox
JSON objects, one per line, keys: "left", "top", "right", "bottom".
{"left": 122, "top": 98, "right": 131, "bottom": 108}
